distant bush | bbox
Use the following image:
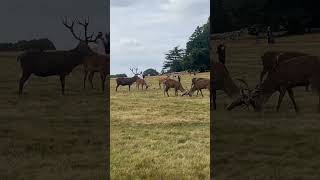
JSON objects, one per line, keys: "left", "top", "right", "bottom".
{"left": 0, "top": 38, "right": 56, "bottom": 51}
{"left": 110, "top": 74, "right": 127, "bottom": 78}
{"left": 143, "top": 68, "right": 159, "bottom": 76}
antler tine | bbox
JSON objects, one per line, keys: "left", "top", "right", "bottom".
{"left": 62, "top": 16, "right": 83, "bottom": 42}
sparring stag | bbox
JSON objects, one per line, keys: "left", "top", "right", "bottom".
{"left": 115, "top": 68, "right": 141, "bottom": 91}
{"left": 211, "top": 62, "right": 249, "bottom": 110}
{"left": 17, "top": 17, "right": 98, "bottom": 95}
{"left": 183, "top": 78, "right": 210, "bottom": 97}
{"left": 163, "top": 76, "right": 186, "bottom": 96}
{"left": 228, "top": 55, "right": 320, "bottom": 112}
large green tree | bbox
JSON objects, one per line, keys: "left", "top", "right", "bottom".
{"left": 162, "top": 46, "right": 185, "bottom": 73}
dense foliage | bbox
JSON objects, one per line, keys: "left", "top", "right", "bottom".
{"left": 212, "top": 0, "right": 320, "bottom": 34}
{"left": 143, "top": 68, "right": 159, "bottom": 76}
{"left": 162, "top": 18, "right": 210, "bottom": 73}
{"left": 0, "top": 38, "right": 56, "bottom": 51}
{"left": 110, "top": 74, "right": 127, "bottom": 78}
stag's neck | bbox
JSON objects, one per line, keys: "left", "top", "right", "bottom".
{"left": 224, "top": 78, "right": 240, "bottom": 98}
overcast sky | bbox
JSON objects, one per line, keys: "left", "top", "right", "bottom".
{"left": 0, "top": 0, "right": 109, "bottom": 50}
{"left": 111, "top": 0, "right": 209, "bottom": 75}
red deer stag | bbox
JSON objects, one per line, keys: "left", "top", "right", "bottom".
{"left": 228, "top": 55, "right": 320, "bottom": 112}
{"left": 183, "top": 78, "right": 210, "bottom": 97}
{"left": 260, "top": 51, "right": 308, "bottom": 86}
{"left": 17, "top": 17, "right": 98, "bottom": 95}
{"left": 210, "top": 62, "right": 250, "bottom": 110}
{"left": 115, "top": 68, "right": 141, "bottom": 91}
{"left": 163, "top": 76, "right": 186, "bottom": 96}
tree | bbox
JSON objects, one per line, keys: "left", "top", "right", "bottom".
{"left": 162, "top": 46, "right": 185, "bottom": 73}
{"left": 143, "top": 68, "right": 159, "bottom": 76}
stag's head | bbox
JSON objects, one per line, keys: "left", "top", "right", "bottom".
{"left": 226, "top": 83, "right": 268, "bottom": 112}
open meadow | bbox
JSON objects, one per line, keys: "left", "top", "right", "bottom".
{"left": 213, "top": 34, "right": 320, "bottom": 179}
{"left": 110, "top": 72, "right": 210, "bottom": 179}
{"left": 0, "top": 52, "right": 107, "bottom": 179}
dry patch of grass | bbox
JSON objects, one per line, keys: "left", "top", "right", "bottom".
{"left": 213, "top": 34, "right": 320, "bottom": 180}
{"left": 111, "top": 73, "right": 210, "bottom": 179}
{"left": 0, "top": 53, "right": 107, "bottom": 179}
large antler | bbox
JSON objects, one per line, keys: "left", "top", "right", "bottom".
{"left": 129, "top": 67, "right": 139, "bottom": 75}
{"left": 76, "top": 17, "right": 99, "bottom": 43}
{"left": 62, "top": 17, "right": 83, "bottom": 42}
{"left": 62, "top": 16, "right": 99, "bottom": 44}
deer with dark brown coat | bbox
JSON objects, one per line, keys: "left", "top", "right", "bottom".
{"left": 228, "top": 55, "right": 320, "bottom": 112}
{"left": 260, "top": 51, "right": 309, "bottom": 88}
{"left": 17, "top": 17, "right": 99, "bottom": 95}
{"left": 163, "top": 76, "right": 186, "bottom": 96}
{"left": 115, "top": 68, "right": 141, "bottom": 91}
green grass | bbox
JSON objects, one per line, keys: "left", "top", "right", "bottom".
{"left": 0, "top": 52, "right": 107, "bottom": 179}
{"left": 213, "top": 34, "right": 320, "bottom": 180}
{"left": 111, "top": 73, "right": 210, "bottom": 179}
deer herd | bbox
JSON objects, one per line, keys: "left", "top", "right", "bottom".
{"left": 15, "top": 17, "right": 320, "bottom": 113}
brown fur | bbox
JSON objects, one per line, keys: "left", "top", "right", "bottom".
{"left": 260, "top": 51, "right": 308, "bottom": 83}
{"left": 136, "top": 78, "right": 149, "bottom": 90}
{"left": 163, "top": 79, "right": 185, "bottom": 97}
{"left": 83, "top": 54, "right": 109, "bottom": 91}
{"left": 228, "top": 55, "right": 320, "bottom": 112}
{"left": 185, "top": 78, "right": 210, "bottom": 97}
{"left": 158, "top": 76, "right": 170, "bottom": 89}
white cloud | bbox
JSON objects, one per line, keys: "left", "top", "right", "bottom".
{"left": 110, "top": 0, "right": 209, "bottom": 75}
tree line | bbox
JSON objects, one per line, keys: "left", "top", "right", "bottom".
{"left": 0, "top": 38, "right": 56, "bottom": 51}
{"left": 162, "top": 18, "right": 210, "bottom": 73}
{"left": 212, "top": 0, "right": 320, "bottom": 34}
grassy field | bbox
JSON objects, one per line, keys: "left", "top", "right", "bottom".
{"left": 0, "top": 52, "right": 107, "bottom": 179}
{"left": 213, "top": 34, "right": 320, "bottom": 179}
{"left": 110, "top": 73, "right": 210, "bottom": 179}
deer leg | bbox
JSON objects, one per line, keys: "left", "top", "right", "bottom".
{"left": 60, "top": 75, "right": 66, "bottom": 95}
{"left": 260, "top": 69, "right": 267, "bottom": 84}
{"left": 19, "top": 71, "right": 31, "bottom": 95}
{"left": 88, "top": 72, "right": 94, "bottom": 89}
{"left": 200, "top": 89, "right": 204, "bottom": 97}
{"left": 116, "top": 84, "right": 119, "bottom": 91}
{"left": 100, "top": 72, "right": 105, "bottom": 92}
{"left": 276, "top": 88, "right": 286, "bottom": 112}
{"left": 212, "top": 90, "right": 217, "bottom": 110}
{"left": 129, "top": 85, "right": 131, "bottom": 91}
{"left": 287, "top": 88, "right": 299, "bottom": 113}
{"left": 83, "top": 69, "right": 88, "bottom": 89}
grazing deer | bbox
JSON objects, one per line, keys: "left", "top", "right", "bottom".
{"left": 228, "top": 55, "right": 320, "bottom": 112}
{"left": 158, "top": 75, "right": 170, "bottom": 89}
{"left": 163, "top": 76, "right": 186, "bottom": 96}
{"left": 184, "top": 78, "right": 210, "bottom": 97}
{"left": 115, "top": 68, "right": 141, "bottom": 91}
{"left": 17, "top": 17, "right": 99, "bottom": 95}
{"left": 136, "top": 78, "right": 149, "bottom": 90}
